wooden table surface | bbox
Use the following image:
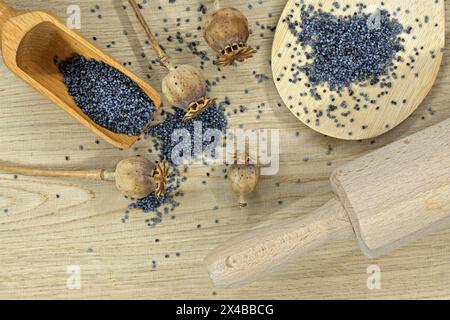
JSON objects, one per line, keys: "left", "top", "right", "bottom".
{"left": 0, "top": 0, "right": 449, "bottom": 300}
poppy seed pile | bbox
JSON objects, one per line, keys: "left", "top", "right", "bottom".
{"left": 127, "top": 102, "right": 228, "bottom": 224}
{"left": 59, "top": 55, "right": 155, "bottom": 136}
{"left": 128, "top": 166, "right": 183, "bottom": 226}
{"left": 147, "top": 103, "right": 228, "bottom": 165}
{"left": 273, "top": 0, "right": 440, "bottom": 134}
{"left": 289, "top": 5, "right": 404, "bottom": 91}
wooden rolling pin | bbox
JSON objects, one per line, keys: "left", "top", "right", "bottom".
{"left": 206, "top": 118, "right": 450, "bottom": 288}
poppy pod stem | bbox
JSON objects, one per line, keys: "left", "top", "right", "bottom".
{"left": 239, "top": 194, "right": 248, "bottom": 208}
{"left": 128, "top": 0, "right": 215, "bottom": 121}
{"left": 128, "top": 0, "right": 175, "bottom": 71}
{"left": 0, "top": 157, "right": 168, "bottom": 200}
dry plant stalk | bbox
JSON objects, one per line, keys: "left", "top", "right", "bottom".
{"left": 203, "top": 0, "right": 257, "bottom": 66}
{"left": 128, "top": 0, "right": 216, "bottom": 121}
{"left": 0, "top": 157, "right": 169, "bottom": 199}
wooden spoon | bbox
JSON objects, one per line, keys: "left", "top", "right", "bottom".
{"left": 0, "top": 0, "right": 161, "bottom": 149}
{"left": 272, "top": 0, "right": 444, "bottom": 140}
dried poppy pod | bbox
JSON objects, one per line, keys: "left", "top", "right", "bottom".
{"left": 115, "top": 157, "right": 169, "bottom": 199}
{"left": 227, "top": 153, "right": 260, "bottom": 207}
{"left": 204, "top": 6, "right": 257, "bottom": 66}
{"left": 0, "top": 157, "right": 169, "bottom": 200}
{"left": 128, "top": 0, "right": 216, "bottom": 121}
{"left": 162, "top": 65, "right": 216, "bottom": 122}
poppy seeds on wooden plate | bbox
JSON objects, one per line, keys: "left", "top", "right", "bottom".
{"left": 59, "top": 55, "right": 155, "bottom": 136}
{"left": 286, "top": 5, "right": 405, "bottom": 91}
{"left": 274, "top": 1, "right": 429, "bottom": 132}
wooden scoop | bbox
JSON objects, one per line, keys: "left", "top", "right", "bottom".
{"left": 0, "top": 0, "right": 161, "bottom": 149}
{"left": 272, "top": 0, "right": 444, "bottom": 140}
{"left": 206, "top": 118, "right": 450, "bottom": 288}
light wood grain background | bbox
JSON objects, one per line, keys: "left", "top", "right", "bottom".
{"left": 0, "top": 0, "right": 449, "bottom": 300}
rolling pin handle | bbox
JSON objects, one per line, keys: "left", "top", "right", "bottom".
{"left": 205, "top": 197, "right": 354, "bottom": 288}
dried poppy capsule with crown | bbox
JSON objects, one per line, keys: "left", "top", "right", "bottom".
{"left": 227, "top": 151, "right": 260, "bottom": 207}
{"left": 204, "top": 5, "right": 257, "bottom": 66}
{"left": 115, "top": 157, "right": 169, "bottom": 199}
{"left": 162, "top": 65, "right": 216, "bottom": 122}
{"left": 128, "top": 0, "right": 215, "bottom": 121}
{"left": 0, "top": 157, "right": 169, "bottom": 200}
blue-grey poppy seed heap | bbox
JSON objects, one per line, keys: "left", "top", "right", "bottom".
{"left": 274, "top": 1, "right": 427, "bottom": 133}
{"left": 128, "top": 101, "right": 228, "bottom": 224}
{"left": 59, "top": 55, "right": 155, "bottom": 136}
{"left": 128, "top": 166, "right": 183, "bottom": 226}
{"left": 286, "top": 4, "right": 405, "bottom": 91}
{"left": 147, "top": 102, "right": 228, "bottom": 165}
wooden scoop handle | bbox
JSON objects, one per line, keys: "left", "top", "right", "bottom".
{"left": 0, "top": 164, "right": 116, "bottom": 181}
{"left": 0, "top": 0, "right": 19, "bottom": 36}
{"left": 205, "top": 198, "right": 354, "bottom": 288}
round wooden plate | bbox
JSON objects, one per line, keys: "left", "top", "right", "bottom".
{"left": 272, "top": 0, "right": 444, "bottom": 140}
